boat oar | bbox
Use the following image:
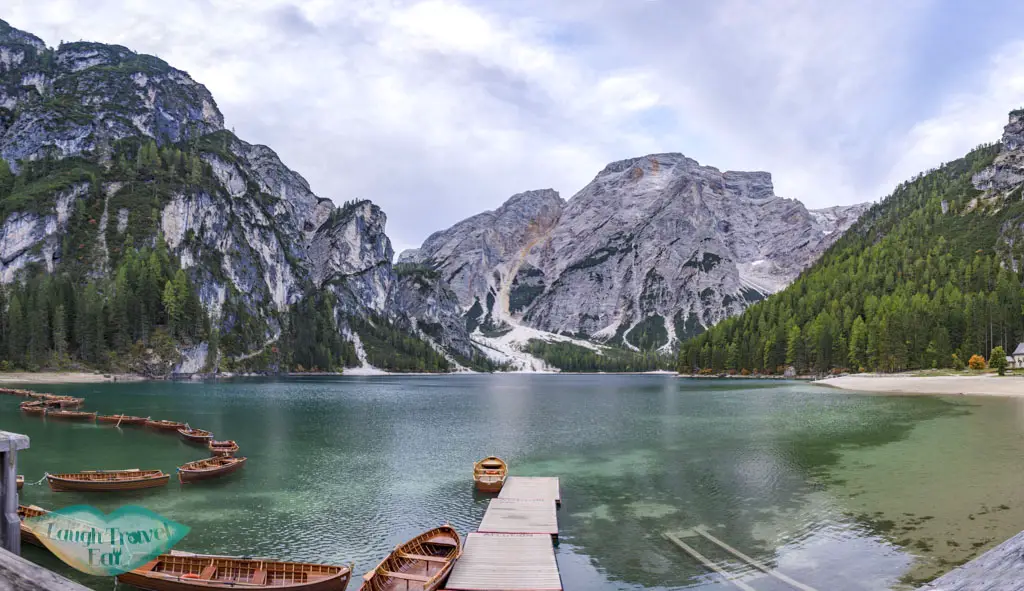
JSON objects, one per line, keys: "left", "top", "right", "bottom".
{"left": 115, "top": 415, "right": 123, "bottom": 428}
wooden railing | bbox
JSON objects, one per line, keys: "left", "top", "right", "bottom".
{"left": 0, "top": 430, "right": 91, "bottom": 589}
{"left": 1, "top": 430, "right": 28, "bottom": 555}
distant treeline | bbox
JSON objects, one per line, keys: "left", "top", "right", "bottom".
{"left": 525, "top": 339, "right": 672, "bottom": 372}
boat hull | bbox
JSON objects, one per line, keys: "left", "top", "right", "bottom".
{"left": 148, "top": 421, "right": 187, "bottom": 431}
{"left": 46, "top": 411, "right": 96, "bottom": 421}
{"left": 472, "top": 457, "right": 508, "bottom": 493}
{"left": 208, "top": 441, "right": 239, "bottom": 457}
{"left": 473, "top": 475, "right": 506, "bottom": 493}
{"left": 18, "top": 506, "right": 47, "bottom": 548}
{"left": 178, "top": 458, "right": 246, "bottom": 483}
{"left": 117, "top": 554, "right": 352, "bottom": 591}
{"left": 178, "top": 429, "right": 214, "bottom": 444}
{"left": 20, "top": 524, "right": 42, "bottom": 547}
{"left": 98, "top": 415, "right": 148, "bottom": 425}
{"left": 47, "top": 473, "right": 170, "bottom": 492}
{"left": 358, "top": 526, "right": 461, "bottom": 591}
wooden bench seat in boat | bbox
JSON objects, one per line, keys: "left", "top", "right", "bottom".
{"left": 199, "top": 565, "right": 217, "bottom": 580}
{"left": 383, "top": 571, "right": 431, "bottom": 582}
{"left": 398, "top": 553, "right": 449, "bottom": 563}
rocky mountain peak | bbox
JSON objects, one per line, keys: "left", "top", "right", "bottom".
{"left": 501, "top": 188, "right": 564, "bottom": 211}
{"left": 587, "top": 152, "right": 776, "bottom": 204}
{"left": 410, "top": 151, "right": 868, "bottom": 350}
{"left": 0, "top": 19, "right": 45, "bottom": 51}
{"left": 1004, "top": 109, "right": 1024, "bottom": 151}
{"left": 972, "top": 110, "right": 1024, "bottom": 195}
{"left": 0, "top": 24, "right": 223, "bottom": 167}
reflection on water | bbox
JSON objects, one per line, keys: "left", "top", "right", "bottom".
{"left": 5, "top": 375, "right": 1023, "bottom": 590}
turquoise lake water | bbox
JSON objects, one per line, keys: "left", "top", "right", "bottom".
{"left": 5, "top": 375, "right": 1024, "bottom": 590}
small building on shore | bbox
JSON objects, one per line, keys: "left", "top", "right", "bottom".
{"left": 1013, "top": 343, "right": 1024, "bottom": 369}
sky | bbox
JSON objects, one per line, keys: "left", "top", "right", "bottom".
{"left": 8, "top": 0, "right": 1024, "bottom": 253}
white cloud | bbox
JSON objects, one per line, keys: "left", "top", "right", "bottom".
{"left": 878, "top": 41, "right": 1024, "bottom": 194}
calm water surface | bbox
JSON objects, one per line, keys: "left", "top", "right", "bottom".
{"left": 4, "top": 375, "right": 1024, "bottom": 590}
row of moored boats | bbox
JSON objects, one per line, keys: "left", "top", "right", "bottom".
{"left": 17, "top": 392, "right": 245, "bottom": 486}
{"left": 7, "top": 387, "right": 506, "bottom": 590}
{"left": 15, "top": 455, "right": 512, "bottom": 590}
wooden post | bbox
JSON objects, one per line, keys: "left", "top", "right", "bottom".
{"left": 0, "top": 431, "right": 30, "bottom": 555}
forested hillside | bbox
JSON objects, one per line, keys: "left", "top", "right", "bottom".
{"left": 678, "top": 133, "right": 1024, "bottom": 374}
{"left": 0, "top": 20, "right": 494, "bottom": 375}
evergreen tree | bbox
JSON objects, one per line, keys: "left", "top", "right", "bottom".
{"left": 785, "top": 324, "right": 804, "bottom": 372}
{"left": 52, "top": 304, "right": 68, "bottom": 365}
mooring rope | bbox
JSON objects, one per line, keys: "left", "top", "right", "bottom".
{"left": 25, "top": 472, "right": 49, "bottom": 486}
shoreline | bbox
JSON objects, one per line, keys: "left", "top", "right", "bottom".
{"left": 0, "top": 369, "right": 680, "bottom": 384}
{"left": 0, "top": 371, "right": 146, "bottom": 384}
{"left": 815, "top": 374, "right": 1024, "bottom": 397}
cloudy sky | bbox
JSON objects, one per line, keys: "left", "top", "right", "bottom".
{"left": 8, "top": 0, "right": 1024, "bottom": 252}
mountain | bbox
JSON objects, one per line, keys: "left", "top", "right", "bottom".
{"left": 401, "top": 153, "right": 868, "bottom": 351}
{"left": 678, "top": 110, "right": 1024, "bottom": 374}
{"left": 0, "top": 19, "right": 484, "bottom": 375}
{"left": 0, "top": 18, "right": 874, "bottom": 376}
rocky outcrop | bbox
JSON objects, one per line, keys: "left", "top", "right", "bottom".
{"left": 404, "top": 153, "right": 868, "bottom": 348}
{"left": 388, "top": 267, "right": 478, "bottom": 361}
{"left": 973, "top": 110, "right": 1024, "bottom": 195}
{"left": 402, "top": 189, "right": 564, "bottom": 308}
{"left": 0, "top": 32, "right": 222, "bottom": 167}
{"left": 0, "top": 183, "right": 87, "bottom": 282}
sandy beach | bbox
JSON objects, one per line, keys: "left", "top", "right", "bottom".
{"left": 0, "top": 372, "right": 144, "bottom": 384}
{"left": 817, "top": 374, "right": 1024, "bottom": 396}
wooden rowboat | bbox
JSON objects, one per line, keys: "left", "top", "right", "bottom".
{"left": 20, "top": 401, "right": 46, "bottom": 415}
{"left": 178, "top": 456, "right": 246, "bottom": 483}
{"left": 148, "top": 419, "right": 187, "bottom": 432}
{"left": 472, "top": 456, "right": 508, "bottom": 493}
{"left": 98, "top": 414, "right": 149, "bottom": 425}
{"left": 358, "top": 526, "right": 461, "bottom": 591}
{"left": 17, "top": 475, "right": 23, "bottom": 490}
{"left": 208, "top": 440, "right": 239, "bottom": 457}
{"left": 18, "top": 504, "right": 48, "bottom": 547}
{"left": 117, "top": 552, "right": 352, "bottom": 591}
{"left": 178, "top": 427, "right": 214, "bottom": 444}
{"left": 46, "top": 410, "right": 97, "bottom": 421}
{"left": 45, "top": 396, "right": 84, "bottom": 408}
{"left": 47, "top": 469, "right": 170, "bottom": 492}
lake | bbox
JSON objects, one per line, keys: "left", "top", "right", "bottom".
{"left": 5, "top": 375, "right": 1024, "bottom": 590}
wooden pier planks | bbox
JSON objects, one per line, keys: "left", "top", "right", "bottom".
{"left": 498, "top": 476, "right": 561, "bottom": 504}
{"left": 444, "top": 532, "right": 562, "bottom": 591}
{"left": 478, "top": 498, "right": 558, "bottom": 535}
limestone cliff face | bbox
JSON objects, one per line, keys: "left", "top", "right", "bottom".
{"left": 0, "top": 19, "right": 473, "bottom": 368}
{"left": 404, "top": 153, "right": 868, "bottom": 348}
{"left": 972, "top": 111, "right": 1024, "bottom": 273}
{"left": 973, "top": 110, "right": 1024, "bottom": 195}
{"left": 0, "top": 26, "right": 222, "bottom": 167}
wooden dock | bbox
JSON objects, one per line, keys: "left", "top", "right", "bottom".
{"left": 498, "top": 476, "right": 561, "bottom": 504}
{"left": 442, "top": 472, "right": 564, "bottom": 590}
{"left": 478, "top": 499, "right": 558, "bottom": 536}
{"left": 444, "top": 533, "right": 562, "bottom": 591}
